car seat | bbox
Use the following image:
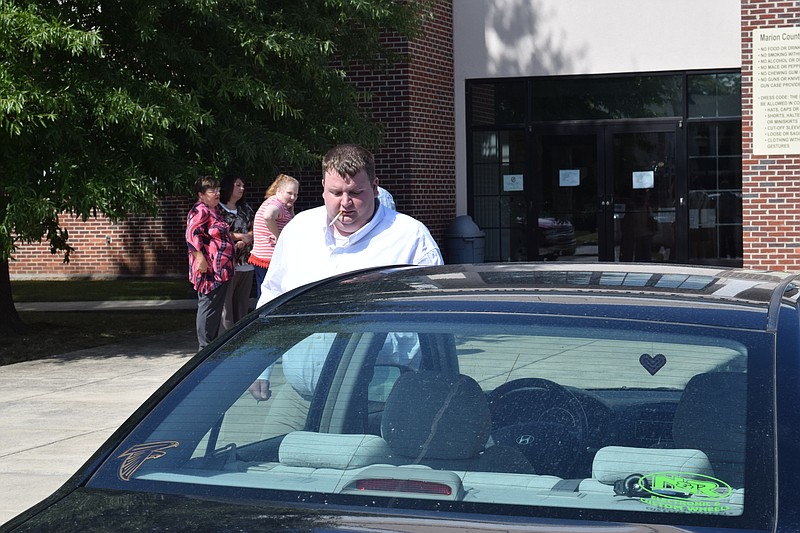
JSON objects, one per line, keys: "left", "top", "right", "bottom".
{"left": 380, "top": 371, "right": 533, "bottom": 473}
{"left": 672, "top": 372, "right": 747, "bottom": 487}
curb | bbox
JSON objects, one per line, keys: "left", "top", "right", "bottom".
{"left": 15, "top": 298, "right": 259, "bottom": 312}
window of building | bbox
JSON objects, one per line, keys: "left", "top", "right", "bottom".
{"left": 686, "top": 73, "right": 743, "bottom": 264}
{"left": 532, "top": 75, "right": 683, "bottom": 121}
{"left": 470, "top": 130, "right": 527, "bottom": 261}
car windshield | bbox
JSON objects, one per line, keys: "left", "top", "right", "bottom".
{"left": 89, "top": 308, "right": 772, "bottom": 528}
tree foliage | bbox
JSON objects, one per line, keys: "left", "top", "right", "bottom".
{"left": 0, "top": 0, "right": 428, "bottom": 265}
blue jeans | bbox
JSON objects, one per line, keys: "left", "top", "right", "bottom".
{"left": 253, "top": 265, "right": 267, "bottom": 302}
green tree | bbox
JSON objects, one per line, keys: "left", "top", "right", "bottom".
{"left": 0, "top": 0, "right": 428, "bottom": 333}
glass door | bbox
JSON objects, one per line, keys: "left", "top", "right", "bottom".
{"left": 536, "top": 131, "right": 601, "bottom": 261}
{"left": 607, "top": 124, "right": 680, "bottom": 262}
{"left": 534, "top": 121, "right": 681, "bottom": 262}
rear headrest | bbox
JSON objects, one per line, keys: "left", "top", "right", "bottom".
{"left": 279, "top": 431, "right": 391, "bottom": 469}
{"left": 672, "top": 372, "right": 746, "bottom": 487}
{"left": 381, "top": 372, "right": 491, "bottom": 461}
{"left": 592, "top": 446, "right": 713, "bottom": 485}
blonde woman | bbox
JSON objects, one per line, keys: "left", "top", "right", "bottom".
{"left": 248, "top": 174, "right": 299, "bottom": 300}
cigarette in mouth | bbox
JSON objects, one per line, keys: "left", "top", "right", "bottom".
{"left": 329, "top": 210, "right": 342, "bottom": 226}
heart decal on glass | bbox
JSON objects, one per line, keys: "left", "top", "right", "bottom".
{"left": 639, "top": 353, "right": 667, "bottom": 376}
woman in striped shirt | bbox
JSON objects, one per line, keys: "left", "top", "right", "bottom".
{"left": 249, "top": 174, "right": 300, "bottom": 301}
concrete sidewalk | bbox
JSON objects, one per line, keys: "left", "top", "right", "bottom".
{"left": 0, "top": 329, "right": 197, "bottom": 525}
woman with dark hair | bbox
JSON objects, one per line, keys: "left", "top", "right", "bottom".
{"left": 218, "top": 174, "right": 255, "bottom": 333}
{"left": 186, "top": 176, "right": 235, "bottom": 350}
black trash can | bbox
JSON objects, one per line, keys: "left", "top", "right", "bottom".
{"left": 445, "top": 215, "right": 485, "bottom": 263}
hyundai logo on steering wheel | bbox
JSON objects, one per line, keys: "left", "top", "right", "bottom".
{"left": 516, "top": 435, "right": 534, "bottom": 445}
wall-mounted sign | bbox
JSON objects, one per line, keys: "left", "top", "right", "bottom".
{"left": 503, "top": 174, "right": 524, "bottom": 192}
{"left": 632, "top": 171, "right": 654, "bottom": 189}
{"left": 559, "top": 169, "right": 580, "bottom": 187}
{"left": 753, "top": 27, "right": 800, "bottom": 155}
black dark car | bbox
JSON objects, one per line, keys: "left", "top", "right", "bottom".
{"left": 538, "top": 217, "right": 577, "bottom": 258}
{"left": 4, "top": 263, "right": 800, "bottom": 532}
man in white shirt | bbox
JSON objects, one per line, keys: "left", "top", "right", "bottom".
{"left": 256, "top": 144, "right": 442, "bottom": 307}
{"left": 249, "top": 145, "right": 442, "bottom": 427}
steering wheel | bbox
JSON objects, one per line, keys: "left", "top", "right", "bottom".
{"left": 487, "top": 378, "right": 589, "bottom": 478}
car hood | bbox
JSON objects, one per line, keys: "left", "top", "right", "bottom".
{"left": 3, "top": 488, "right": 692, "bottom": 533}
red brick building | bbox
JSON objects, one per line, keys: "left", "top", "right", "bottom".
{"left": 10, "top": 0, "right": 800, "bottom": 279}
{"left": 741, "top": 2, "right": 800, "bottom": 269}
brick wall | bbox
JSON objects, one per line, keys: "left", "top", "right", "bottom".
{"left": 10, "top": 198, "right": 192, "bottom": 280}
{"left": 331, "top": 0, "right": 456, "bottom": 245}
{"left": 406, "top": 0, "right": 457, "bottom": 241}
{"left": 9, "top": 0, "right": 456, "bottom": 280}
{"left": 741, "top": 1, "right": 800, "bottom": 270}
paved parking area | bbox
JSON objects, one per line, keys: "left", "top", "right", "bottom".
{"left": 0, "top": 331, "right": 196, "bottom": 525}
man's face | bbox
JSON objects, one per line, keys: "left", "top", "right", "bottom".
{"left": 322, "top": 169, "right": 378, "bottom": 235}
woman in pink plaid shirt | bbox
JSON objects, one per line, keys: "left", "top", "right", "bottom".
{"left": 186, "top": 176, "right": 235, "bottom": 350}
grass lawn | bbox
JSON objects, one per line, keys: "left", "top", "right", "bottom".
{"left": 4, "top": 279, "right": 197, "bottom": 366}
{"left": 12, "top": 278, "right": 194, "bottom": 302}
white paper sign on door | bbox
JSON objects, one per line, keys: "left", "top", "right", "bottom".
{"left": 632, "top": 171, "right": 654, "bottom": 189}
{"left": 503, "top": 174, "right": 524, "bottom": 192}
{"left": 559, "top": 169, "right": 580, "bottom": 187}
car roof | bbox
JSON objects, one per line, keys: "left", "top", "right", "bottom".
{"left": 260, "top": 262, "right": 800, "bottom": 331}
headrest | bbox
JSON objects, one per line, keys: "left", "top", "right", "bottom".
{"left": 279, "top": 431, "right": 391, "bottom": 469}
{"left": 672, "top": 372, "right": 747, "bottom": 487}
{"left": 381, "top": 372, "right": 491, "bottom": 460}
{"left": 592, "top": 446, "right": 713, "bottom": 485}
{"left": 673, "top": 372, "right": 746, "bottom": 448}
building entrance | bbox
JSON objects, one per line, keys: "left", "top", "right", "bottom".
{"left": 466, "top": 72, "right": 742, "bottom": 266}
{"left": 535, "top": 121, "right": 682, "bottom": 262}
